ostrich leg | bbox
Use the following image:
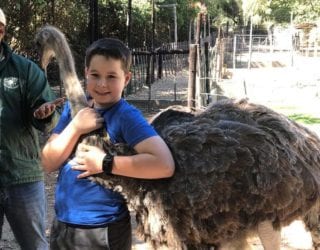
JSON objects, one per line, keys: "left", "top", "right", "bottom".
{"left": 304, "top": 204, "right": 320, "bottom": 250}
{"left": 257, "top": 221, "right": 281, "bottom": 250}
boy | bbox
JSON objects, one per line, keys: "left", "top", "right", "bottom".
{"left": 41, "top": 38, "right": 175, "bottom": 249}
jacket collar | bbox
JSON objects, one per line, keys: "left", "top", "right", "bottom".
{"left": 0, "top": 42, "right": 12, "bottom": 70}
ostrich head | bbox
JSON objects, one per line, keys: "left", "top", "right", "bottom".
{"left": 35, "top": 25, "right": 75, "bottom": 74}
{"left": 35, "top": 26, "right": 58, "bottom": 70}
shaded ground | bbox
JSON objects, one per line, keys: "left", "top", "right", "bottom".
{"left": 2, "top": 52, "right": 320, "bottom": 249}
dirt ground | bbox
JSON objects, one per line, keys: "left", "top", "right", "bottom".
{"left": 2, "top": 52, "right": 320, "bottom": 249}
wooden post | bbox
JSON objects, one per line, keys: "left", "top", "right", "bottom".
{"left": 215, "top": 27, "right": 222, "bottom": 81}
{"left": 188, "top": 44, "right": 197, "bottom": 108}
{"left": 146, "top": 54, "right": 151, "bottom": 100}
{"left": 233, "top": 35, "right": 237, "bottom": 70}
{"left": 195, "top": 12, "right": 201, "bottom": 45}
{"left": 150, "top": 0, "right": 155, "bottom": 83}
{"left": 189, "top": 19, "right": 193, "bottom": 44}
{"left": 195, "top": 12, "right": 201, "bottom": 108}
{"left": 248, "top": 16, "right": 253, "bottom": 70}
{"left": 157, "top": 51, "right": 163, "bottom": 79}
{"left": 204, "top": 42, "right": 210, "bottom": 104}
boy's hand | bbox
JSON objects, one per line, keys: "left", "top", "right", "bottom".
{"left": 72, "top": 143, "right": 106, "bottom": 178}
{"left": 33, "top": 98, "right": 65, "bottom": 119}
{"left": 70, "top": 107, "right": 104, "bottom": 135}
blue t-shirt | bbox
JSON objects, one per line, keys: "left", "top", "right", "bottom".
{"left": 53, "top": 99, "right": 158, "bottom": 226}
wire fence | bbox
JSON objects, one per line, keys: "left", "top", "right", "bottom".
{"left": 50, "top": 32, "right": 320, "bottom": 110}
{"left": 124, "top": 41, "right": 189, "bottom": 97}
{"left": 197, "top": 32, "right": 320, "bottom": 108}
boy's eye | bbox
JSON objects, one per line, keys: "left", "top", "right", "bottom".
{"left": 87, "top": 74, "right": 99, "bottom": 80}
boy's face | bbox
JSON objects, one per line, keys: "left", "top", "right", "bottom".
{"left": 85, "top": 55, "right": 131, "bottom": 109}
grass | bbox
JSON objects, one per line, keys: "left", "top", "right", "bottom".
{"left": 288, "top": 113, "right": 320, "bottom": 125}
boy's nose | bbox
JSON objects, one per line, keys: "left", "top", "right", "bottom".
{"left": 97, "top": 79, "right": 108, "bottom": 86}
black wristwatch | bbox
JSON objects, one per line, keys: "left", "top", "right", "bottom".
{"left": 102, "top": 154, "right": 114, "bottom": 174}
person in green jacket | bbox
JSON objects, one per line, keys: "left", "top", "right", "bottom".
{"left": 0, "top": 8, "right": 63, "bottom": 250}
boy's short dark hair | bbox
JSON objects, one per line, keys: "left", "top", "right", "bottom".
{"left": 85, "top": 38, "right": 132, "bottom": 72}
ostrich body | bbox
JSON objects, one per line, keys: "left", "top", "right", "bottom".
{"left": 35, "top": 25, "right": 320, "bottom": 249}
{"left": 96, "top": 100, "right": 320, "bottom": 249}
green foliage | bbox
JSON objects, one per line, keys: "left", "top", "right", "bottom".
{"left": 206, "top": 0, "right": 242, "bottom": 25}
{"left": 293, "top": 0, "right": 320, "bottom": 23}
{"left": 269, "top": 0, "right": 292, "bottom": 23}
{"left": 238, "top": 0, "right": 320, "bottom": 26}
{"left": 131, "top": 1, "right": 152, "bottom": 47}
{"left": 288, "top": 114, "right": 320, "bottom": 124}
{"left": 99, "top": 0, "right": 127, "bottom": 40}
{"left": 0, "top": 0, "right": 320, "bottom": 80}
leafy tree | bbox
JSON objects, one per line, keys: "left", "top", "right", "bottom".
{"left": 1, "top": 0, "right": 319, "bottom": 72}
{"left": 292, "top": 0, "right": 320, "bottom": 23}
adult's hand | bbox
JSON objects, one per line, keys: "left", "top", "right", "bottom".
{"left": 33, "top": 98, "right": 65, "bottom": 119}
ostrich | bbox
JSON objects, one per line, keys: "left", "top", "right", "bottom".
{"left": 35, "top": 25, "right": 320, "bottom": 249}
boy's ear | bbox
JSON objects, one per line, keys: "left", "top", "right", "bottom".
{"left": 84, "top": 67, "right": 88, "bottom": 78}
{"left": 124, "top": 72, "right": 132, "bottom": 86}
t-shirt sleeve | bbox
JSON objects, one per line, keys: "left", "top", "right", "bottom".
{"left": 52, "top": 101, "right": 72, "bottom": 134}
{"left": 120, "top": 108, "right": 158, "bottom": 147}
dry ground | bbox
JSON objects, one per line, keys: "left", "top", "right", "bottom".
{"left": 2, "top": 52, "right": 320, "bottom": 249}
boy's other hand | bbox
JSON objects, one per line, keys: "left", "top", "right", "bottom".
{"left": 73, "top": 143, "right": 106, "bottom": 178}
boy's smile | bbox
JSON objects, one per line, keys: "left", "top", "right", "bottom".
{"left": 85, "top": 55, "right": 131, "bottom": 109}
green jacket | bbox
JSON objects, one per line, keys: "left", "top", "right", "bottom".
{"left": 0, "top": 42, "right": 58, "bottom": 187}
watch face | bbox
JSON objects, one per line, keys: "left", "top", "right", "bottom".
{"left": 103, "top": 154, "right": 114, "bottom": 174}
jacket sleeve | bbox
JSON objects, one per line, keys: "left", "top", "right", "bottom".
{"left": 25, "top": 60, "right": 60, "bottom": 133}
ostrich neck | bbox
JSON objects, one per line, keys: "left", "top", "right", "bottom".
{"left": 56, "top": 48, "right": 78, "bottom": 83}
{"left": 54, "top": 44, "right": 88, "bottom": 113}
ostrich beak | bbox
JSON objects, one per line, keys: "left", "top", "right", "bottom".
{"left": 40, "top": 55, "right": 50, "bottom": 71}
{"left": 34, "top": 40, "right": 52, "bottom": 71}
{"left": 39, "top": 48, "right": 53, "bottom": 71}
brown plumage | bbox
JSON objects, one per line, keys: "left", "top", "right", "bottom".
{"left": 35, "top": 25, "right": 320, "bottom": 249}
{"left": 92, "top": 100, "right": 320, "bottom": 249}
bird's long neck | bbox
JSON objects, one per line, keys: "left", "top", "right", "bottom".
{"left": 55, "top": 41, "right": 88, "bottom": 116}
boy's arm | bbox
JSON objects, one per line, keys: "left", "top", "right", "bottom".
{"left": 73, "top": 136, "right": 175, "bottom": 179}
{"left": 41, "top": 127, "right": 82, "bottom": 173}
{"left": 41, "top": 107, "right": 104, "bottom": 173}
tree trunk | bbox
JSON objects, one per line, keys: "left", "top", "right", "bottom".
{"left": 89, "top": 0, "right": 99, "bottom": 43}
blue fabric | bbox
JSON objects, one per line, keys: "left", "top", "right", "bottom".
{"left": 0, "top": 181, "right": 48, "bottom": 250}
{"left": 53, "top": 99, "right": 158, "bottom": 226}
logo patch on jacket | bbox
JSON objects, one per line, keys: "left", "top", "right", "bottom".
{"left": 3, "top": 77, "right": 19, "bottom": 89}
